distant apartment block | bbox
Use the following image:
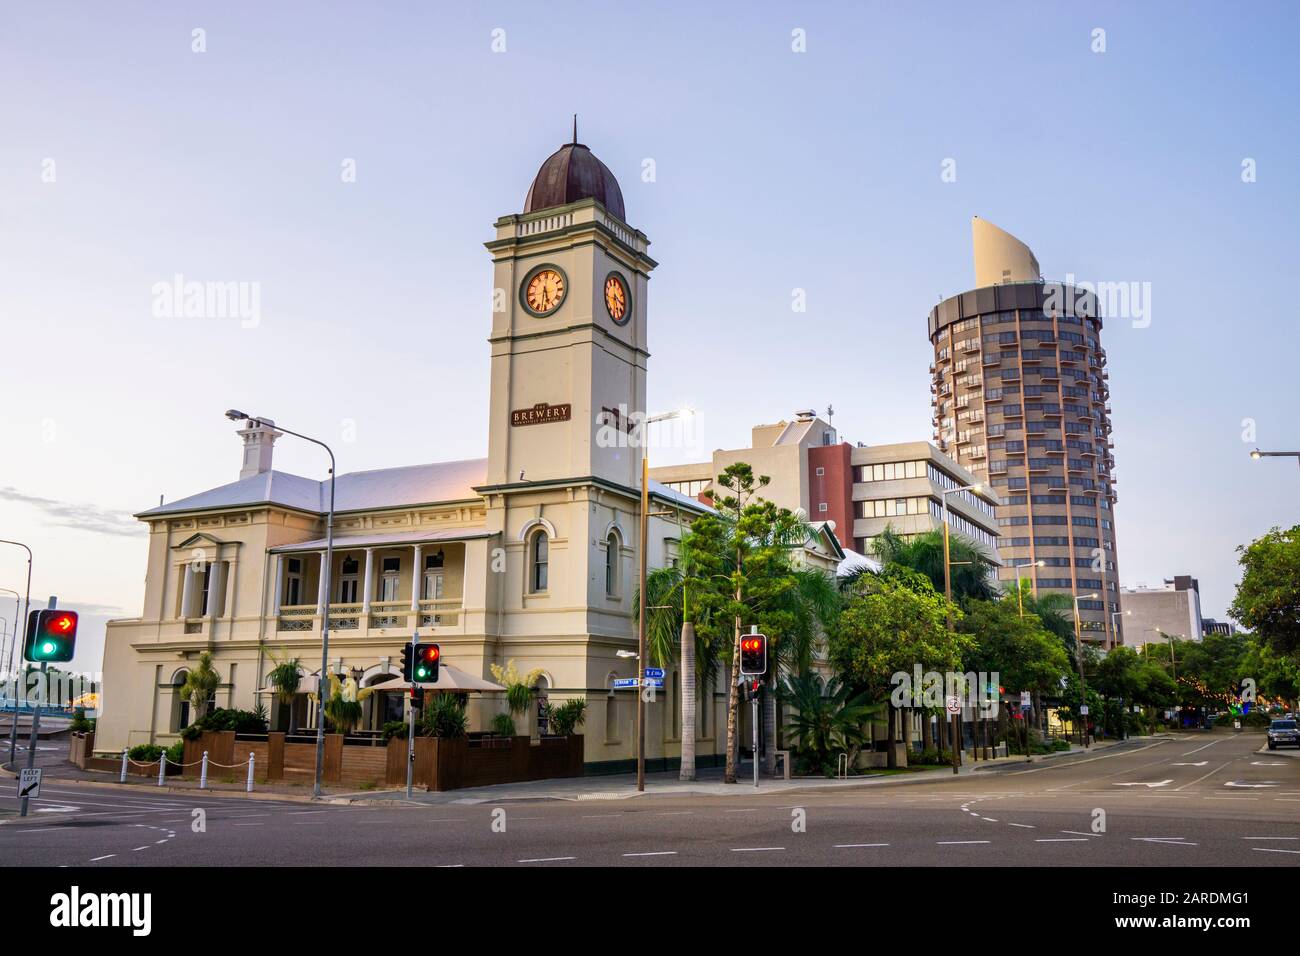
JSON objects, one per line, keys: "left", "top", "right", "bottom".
{"left": 1121, "top": 576, "right": 1204, "bottom": 648}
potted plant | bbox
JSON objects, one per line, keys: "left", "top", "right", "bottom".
{"left": 267, "top": 655, "right": 302, "bottom": 734}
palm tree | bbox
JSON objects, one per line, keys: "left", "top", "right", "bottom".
{"left": 866, "top": 526, "right": 998, "bottom": 602}
{"left": 778, "top": 671, "right": 884, "bottom": 775}
{"left": 638, "top": 560, "right": 721, "bottom": 782}
{"left": 267, "top": 655, "right": 302, "bottom": 734}
{"left": 179, "top": 652, "right": 221, "bottom": 725}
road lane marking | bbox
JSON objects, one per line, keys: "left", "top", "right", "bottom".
{"left": 981, "top": 817, "right": 998, "bottom": 822}
{"left": 518, "top": 856, "right": 576, "bottom": 863}
{"left": 1061, "top": 831, "right": 1098, "bottom": 837}
{"left": 1008, "top": 823, "right": 1036, "bottom": 828}
{"left": 89, "top": 855, "right": 115, "bottom": 861}
{"left": 1243, "top": 836, "right": 1297, "bottom": 840}
{"left": 1173, "top": 761, "right": 1232, "bottom": 791}
{"left": 834, "top": 843, "right": 890, "bottom": 848}
{"left": 131, "top": 846, "right": 149, "bottom": 851}
{"left": 937, "top": 840, "right": 990, "bottom": 845}
{"left": 730, "top": 847, "right": 784, "bottom": 852}
{"left": 723, "top": 809, "right": 758, "bottom": 813}
{"left": 1253, "top": 847, "right": 1300, "bottom": 854}
{"left": 623, "top": 851, "right": 677, "bottom": 857}
{"left": 1181, "top": 740, "right": 1221, "bottom": 756}
{"left": 1037, "top": 838, "right": 1088, "bottom": 842}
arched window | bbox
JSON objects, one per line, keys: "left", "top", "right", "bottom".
{"left": 171, "top": 670, "right": 190, "bottom": 732}
{"left": 529, "top": 529, "right": 549, "bottom": 593}
{"left": 604, "top": 530, "right": 620, "bottom": 596}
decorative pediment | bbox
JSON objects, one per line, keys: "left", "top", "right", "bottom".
{"left": 172, "top": 532, "right": 240, "bottom": 552}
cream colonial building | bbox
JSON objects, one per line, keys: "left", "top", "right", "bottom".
{"left": 98, "top": 137, "right": 843, "bottom": 771}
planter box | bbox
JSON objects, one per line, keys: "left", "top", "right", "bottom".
{"left": 385, "top": 734, "right": 585, "bottom": 791}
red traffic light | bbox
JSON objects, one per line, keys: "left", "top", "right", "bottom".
{"left": 24, "top": 609, "right": 79, "bottom": 663}
{"left": 739, "top": 633, "right": 767, "bottom": 677}
{"left": 420, "top": 645, "right": 440, "bottom": 661}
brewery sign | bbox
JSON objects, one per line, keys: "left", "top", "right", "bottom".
{"left": 512, "top": 402, "right": 572, "bottom": 427}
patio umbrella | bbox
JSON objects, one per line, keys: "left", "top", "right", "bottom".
{"left": 368, "top": 664, "right": 505, "bottom": 693}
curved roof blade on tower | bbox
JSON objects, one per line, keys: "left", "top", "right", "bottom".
{"left": 972, "top": 216, "right": 1041, "bottom": 287}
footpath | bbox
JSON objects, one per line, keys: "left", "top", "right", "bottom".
{"left": 2, "top": 735, "right": 1137, "bottom": 808}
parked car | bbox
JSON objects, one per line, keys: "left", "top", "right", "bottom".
{"left": 1267, "top": 718, "right": 1299, "bottom": 750}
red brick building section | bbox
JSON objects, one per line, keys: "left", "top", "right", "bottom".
{"left": 808, "top": 443, "right": 854, "bottom": 548}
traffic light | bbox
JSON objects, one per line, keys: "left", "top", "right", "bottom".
{"left": 23, "top": 609, "right": 79, "bottom": 663}
{"left": 739, "top": 633, "right": 767, "bottom": 677}
{"left": 412, "top": 643, "right": 440, "bottom": 685}
{"left": 400, "top": 642, "right": 414, "bottom": 682}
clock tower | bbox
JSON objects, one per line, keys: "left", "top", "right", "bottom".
{"left": 483, "top": 137, "right": 656, "bottom": 491}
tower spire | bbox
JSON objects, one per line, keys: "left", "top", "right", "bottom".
{"left": 572, "top": 113, "right": 577, "bottom": 144}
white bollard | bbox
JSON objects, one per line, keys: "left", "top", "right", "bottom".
{"left": 246, "top": 752, "right": 255, "bottom": 792}
{"left": 200, "top": 750, "right": 209, "bottom": 789}
{"left": 120, "top": 748, "right": 128, "bottom": 783}
{"left": 157, "top": 752, "right": 166, "bottom": 786}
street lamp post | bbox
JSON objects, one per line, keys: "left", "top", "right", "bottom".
{"left": 940, "top": 482, "right": 983, "bottom": 773}
{"left": 1249, "top": 448, "right": 1300, "bottom": 473}
{"left": 1072, "top": 592, "right": 1099, "bottom": 747}
{"left": 0, "top": 542, "right": 33, "bottom": 768}
{"left": 635, "top": 408, "right": 692, "bottom": 793}
{"left": 226, "top": 410, "right": 335, "bottom": 798}
{"left": 1011, "top": 559, "right": 1044, "bottom": 618}
{"left": 1110, "top": 609, "right": 1130, "bottom": 649}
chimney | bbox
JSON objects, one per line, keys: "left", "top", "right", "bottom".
{"left": 237, "top": 418, "right": 282, "bottom": 480}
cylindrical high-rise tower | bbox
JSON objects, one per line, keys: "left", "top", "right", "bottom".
{"left": 928, "top": 218, "right": 1121, "bottom": 645}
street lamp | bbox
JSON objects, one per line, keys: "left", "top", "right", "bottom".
{"left": 940, "top": 482, "right": 982, "bottom": 774}
{"left": 1110, "top": 609, "right": 1130, "bottom": 649}
{"left": 1072, "top": 592, "right": 1099, "bottom": 747}
{"left": 225, "top": 409, "right": 336, "bottom": 798}
{"left": 1011, "top": 559, "right": 1045, "bottom": 618}
{"left": 0, "top": 541, "right": 33, "bottom": 767}
{"left": 636, "top": 407, "right": 694, "bottom": 793}
{"left": 1249, "top": 448, "right": 1300, "bottom": 472}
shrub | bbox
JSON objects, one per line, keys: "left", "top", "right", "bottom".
{"left": 189, "top": 707, "right": 269, "bottom": 735}
{"left": 69, "top": 707, "right": 92, "bottom": 734}
{"left": 422, "top": 695, "right": 468, "bottom": 739}
{"left": 909, "top": 747, "right": 952, "bottom": 766}
{"left": 129, "top": 744, "right": 164, "bottom": 762}
{"left": 548, "top": 698, "right": 587, "bottom": 737}
{"left": 165, "top": 741, "right": 184, "bottom": 765}
{"left": 383, "top": 720, "right": 409, "bottom": 740}
{"left": 491, "top": 713, "right": 517, "bottom": 737}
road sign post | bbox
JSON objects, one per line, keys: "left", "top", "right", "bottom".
{"left": 945, "top": 695, "right": 961, "bottom": 775}
{"left": 18, "top": 767, "right": 41, "bottom": 802}
{"left": 406, "top": 632, "right": 417, "bottom": 799}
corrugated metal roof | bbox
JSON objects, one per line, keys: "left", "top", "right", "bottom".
{"left": 138, "top": 458, "right": 489, "bottom": 518}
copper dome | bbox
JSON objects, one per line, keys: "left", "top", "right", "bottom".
{"left": 524, "top": 142, "right": 625, "bottom": 222}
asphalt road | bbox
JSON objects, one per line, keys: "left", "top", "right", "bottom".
{"left": 3, "top": 731, "right": 1298, "bottom": 867}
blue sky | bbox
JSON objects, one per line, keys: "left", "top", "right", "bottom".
{"left": 1, "top": 1, "right": 1297, "bottom": 669}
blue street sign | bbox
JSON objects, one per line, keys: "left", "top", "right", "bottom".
{"left": 613, "top": 677, "right": 666, "bottom": 690}
{"left": 644, "top": 667, "right": 665, "bottom": 679}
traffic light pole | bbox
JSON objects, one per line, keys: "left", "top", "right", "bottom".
{"left": 0, "top": 538, "right": 32, "bottom": 769}
{"left": 19, "top": 596, "right": 54, "bottom": 818}
{"left": 751, "top": 685, "right": 759, "bottom": 789}
{"left": 406, "top": 632, "right": 417, "bottom": 800}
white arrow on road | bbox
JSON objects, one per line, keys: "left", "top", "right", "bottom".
{"left": 1224, "top": 781, "right": 1278, "bottom": 789}
{"left": 35, "top": 805, "right": 81, "bottom": 813}
{"left": 1114, "top": 780, "right": 1172, "bottom": 788}
{"left": 1250, "top": 761, "right": 1285, "bottom": 767}
{"left": 1171, "top": 762, "right": 1208, "bottom": 767}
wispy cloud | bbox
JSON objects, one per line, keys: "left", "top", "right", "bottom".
{"left": 0, "top": 487, "right": 141, "bottom": 537}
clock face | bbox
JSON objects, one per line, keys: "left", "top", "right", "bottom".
{"left": 604, "top": 273, "right": 629, "bottom": 324}
{"left": 524, "top": 268, "right": 565, "bottom": 315}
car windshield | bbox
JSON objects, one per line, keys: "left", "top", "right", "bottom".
{"left": 1271, "top": 720, "right": 1296, "bottom": 730}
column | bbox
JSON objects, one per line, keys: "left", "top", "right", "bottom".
{"left": 362, "top": 548, "right": 374, "bottom": 613}
{"left": 411, "top": 544, "right": 424, "bottom": 612}
{"left": 272, "top": 554, "right": 285, "bottom": 615}
{"left": 209, "top": 561, "right": 226, "bottom": 621}
{"left": 317, "top": 551, "right": 329, "bottom": 617}
{"left": 180, "top": 565, "right": 195, "bottom": 619}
